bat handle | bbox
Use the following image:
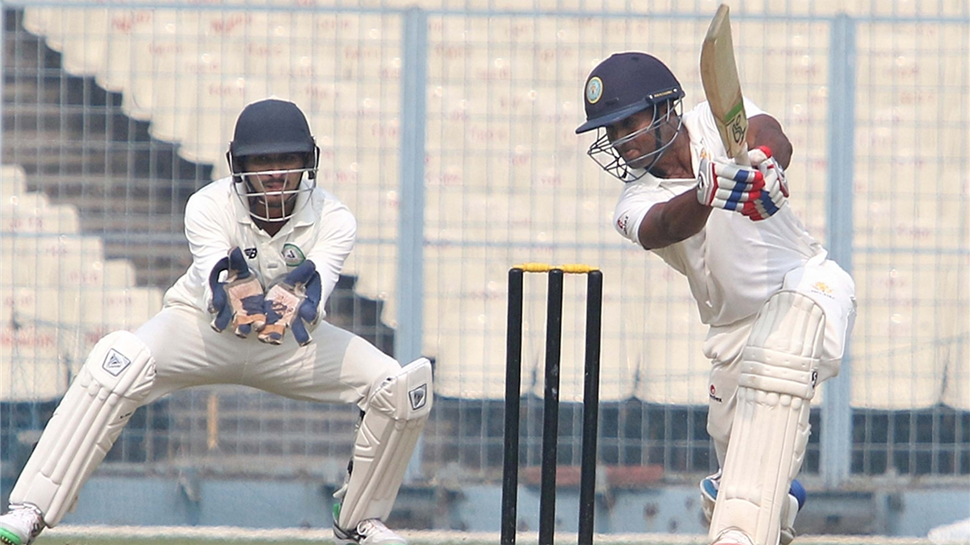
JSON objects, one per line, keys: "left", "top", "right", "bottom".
{"left": 734, "top": 142, "right": 750, "bottom": 166}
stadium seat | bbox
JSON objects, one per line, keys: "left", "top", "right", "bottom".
{"left": 77, "top": 286, "right": 162, "bottom": 329}
{"left": 0, "top": 234, "right": 105, "bottom": 287}
{"left": 97, "top": 8, "right": 141, "bottom": 94}
{"left": 0, "top": 284, "right": 82, "bottom": 334}
{"left": 1, "top": 196, "right": 80, "bottom": 234}
{"left": 15, "top": 3, "right": 966, "bottom": 416}
{"left": 1, "top": 165, "right": 28, "bottom": 196}
{"left": 0, "top": 322, "right": 82, "bottom": 401}
{"left": 849, "top": 255, "right": 950, "bottom": 410}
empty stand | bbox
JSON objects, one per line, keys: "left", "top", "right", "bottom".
{"left": 1, "top": 161, "right": 164, "bottom": 400}
{"left": 7, "top": 4, "right": 968, "bottom": 416}
{"left": 2, "top": 190, "right": 80, "bottom": 234}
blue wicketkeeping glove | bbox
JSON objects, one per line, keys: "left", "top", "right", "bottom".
{"left": 259, "top": 260, "right": 322, "bottom": 346}
{"left": 208, "top": 247, "right": 266, "bottom": 337}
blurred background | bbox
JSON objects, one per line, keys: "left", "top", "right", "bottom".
{"left": 0, "top": 0, "right": 967, "bottom": 540}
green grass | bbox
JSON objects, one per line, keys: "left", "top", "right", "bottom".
{"left": 32, "top": 526, "right": 940, "bottom": 545}
{"left": 37, "top": 540, "right": 310, "bottom": 545}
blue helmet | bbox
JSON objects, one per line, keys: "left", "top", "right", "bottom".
{"left": 577, "top": 53, "right": 685, "bottom": 181}
{"left": 576, "top": 52, "right": 684, "bottom": 134}
{"left": 226, "top": 98, "right": 320, "bottom": 222}
{"left": 228, "top": 98, "right": 318, "bottom": 170}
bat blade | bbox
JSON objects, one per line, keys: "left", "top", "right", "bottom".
{"left": 700, "top": 3, "right": 749, "bottom": 164}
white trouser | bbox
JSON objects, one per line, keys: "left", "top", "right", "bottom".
{"left": 138, "top": 304, "right": 402, "bottom": 407}
{"left": 705, "top": 258, "right": 856, "bottom": 462}
{"left": 12, "top": 303, "right": 402, "bottom": 526}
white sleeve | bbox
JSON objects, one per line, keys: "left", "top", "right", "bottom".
{"left": 692, "top": 98, "right": 764, "bottom": 120}
{"left": 612, "top": 181, "right": 668, "bottom": 249}
{"left": 306, "top": 198, "right": 357, "bottom": 316}
{"left": 183, "top": 192, "right": 234, "bottom": 313}
{"left": 689, "top": 98, "right": 768, "bottom": 158}
{"left": 744, "top": 97, "right": 765, "bottom": 118}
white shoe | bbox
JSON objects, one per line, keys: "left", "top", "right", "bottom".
{"left": 0, "top": 504, "right": 45, "bottom": 545}
{"left": 333, "top": 519, "right": 406, "bottom": 545}
{"left": 711, "top": 528, "right": 755, "bottom": 545}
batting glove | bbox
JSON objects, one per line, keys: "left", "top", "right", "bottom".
{"left": 259, "top": 260, "right": 322, "bottom": 346}
{"left": 208, "top": 247, "right": 266, "bottom": 337}
{"left": 695, "top": 154, "right": 766, "bottom": 212}
{"left": 740, "top": 146, "right": 789, "bottom": 221}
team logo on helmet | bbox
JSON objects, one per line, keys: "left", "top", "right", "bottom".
{"left": 586, "top": 76, "right": 604, "bottom": 104}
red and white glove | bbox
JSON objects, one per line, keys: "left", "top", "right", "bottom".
{"left": 695, "top": 154, "right": 765, "bottom": 212}
{"left": 742, "top": 146, "right": 789, "bottom": 221}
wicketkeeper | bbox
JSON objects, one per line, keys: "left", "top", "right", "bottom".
{"left": 0, "top": 98, "right": 433, "bottom": 545}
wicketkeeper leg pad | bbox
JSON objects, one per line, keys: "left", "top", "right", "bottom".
{"left": 10, "top": 331, "right": 156, "bottom": 526}
{"left": 334, "top": 358, "right": 433, "bottom": 529}
{"left": 709, "top": 291, "right": 825, "bottom": 545}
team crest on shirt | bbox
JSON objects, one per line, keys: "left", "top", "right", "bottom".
{"left": 282, "top": 244, "right": 306, "bottom": 267}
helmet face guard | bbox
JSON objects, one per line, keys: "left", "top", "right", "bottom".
{"left": 227, "top": 98, "right": 320, "bottom": 221}
{"left": 229, "top": 161, "right": 318, "bottom": 222}
{"left": 585, "top": 99, "right": 684, "bottom": 182}
{"left": 576, "top": 52, "right": 686, "bottom": 182}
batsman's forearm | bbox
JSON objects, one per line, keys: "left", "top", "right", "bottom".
{"left": 748, "top": 114, "right": 793, "bottom": 169}
{"left": 758, "top": 131, "right": 792, "bottom": 169}
{"left": 638, "top": 191, "right": 712, "bottom": 249}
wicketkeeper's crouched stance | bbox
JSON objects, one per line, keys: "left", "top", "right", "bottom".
{"left": 0, "top": 98, "right": 433, "bottom": 545}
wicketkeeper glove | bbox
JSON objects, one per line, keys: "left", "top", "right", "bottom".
{"left": 259, "top": 260, "right": 322, "bottom": 346}
{"left": 208, "top": 247, "right": 267, "bottom": 337}
{"left": 740, "top": 146, "right": 789, "bottom": 221}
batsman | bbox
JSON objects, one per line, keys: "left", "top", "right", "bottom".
{"left": 576, "top": 52, "right": 856, "bottom": 545}
{"left": 0, "top": 98, "right": 433, "bottom": 545}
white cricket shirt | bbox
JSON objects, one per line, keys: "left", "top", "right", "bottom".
{"left": 613, "top": 100, "right": 826, "bottom": 326}
{"left": 163, "top": 177, "right": 357, "bottom": 319}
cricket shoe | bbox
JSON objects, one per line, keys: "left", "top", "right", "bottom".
{"left": 711, "top": 528, "right": 755, "bottom": 545}
{"left": 0, "top": 503, "right": 45, "bottom": 545}
{"left": 700, "top": 473, "right": 807, "bottom": 545}
{"left": 333, "top": 518, "right": 406, "bottom": 545}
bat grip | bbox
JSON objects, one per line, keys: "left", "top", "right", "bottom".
{"left": 734, "top": 142, "right": 750, "bottom": 166}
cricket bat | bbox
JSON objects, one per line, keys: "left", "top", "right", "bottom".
{"left": 700, "top": 4, "right": 749, "bottom": 165}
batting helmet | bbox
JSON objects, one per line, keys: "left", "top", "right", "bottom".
{"left": 577, "top": 53, "right": 686, "bottom": 181}
{"left": 576, "top": 52, "right": 685, "bottom": 134}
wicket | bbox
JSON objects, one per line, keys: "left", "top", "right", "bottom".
{"left": 501, "top": 263, "right": 604, "bottom": 545}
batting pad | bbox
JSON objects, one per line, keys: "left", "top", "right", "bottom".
{"left": 335, "top": 358, "right": 433, "bottom": 529}
{"left": 710, "top": 291, "right": 825, "bottom": 545}
{"left": 11, "top": 331, "right": 156, "bottom": 526}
